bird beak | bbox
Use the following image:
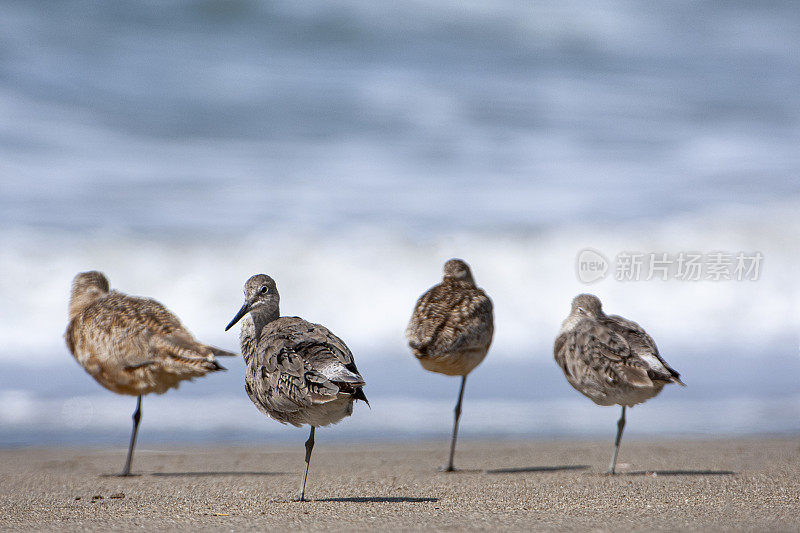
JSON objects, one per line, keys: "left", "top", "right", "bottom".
{"left": 225, "top": 301, "right": 251, "bottom": 331}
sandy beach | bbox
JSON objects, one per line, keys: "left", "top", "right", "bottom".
{"left": 1, "top": 438, "right": 798, "bottom": 531}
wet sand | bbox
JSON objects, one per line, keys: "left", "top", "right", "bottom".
{"left": 1, "top": 438, "right": 798, "bottom": 531}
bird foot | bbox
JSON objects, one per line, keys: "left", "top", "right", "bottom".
{"left": 603, "top": 469, "right": 618, "bottom": 476}
{"left": 294, "top": 492, "right": 309, "bottom": 502}
{"left": 438, "top": 464, "right": 457, "bottom": 473}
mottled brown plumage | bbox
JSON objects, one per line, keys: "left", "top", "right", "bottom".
{"left": 406, "top": 259, "right": 494, "bottom": 377}
{"left": 64, "top": 270, "right": 235, "bottom": 475}
{"left": 226, "top": 274, "right": 366, "bottom": 500}
{"left": 405, "top": 258, "right": 493, "bottom": 471}
{"left": 554, "top": 294, "right": 683, "bottom": 407}
{"left": 554, "top": 294, "right": 684, "bottom": 473}
{"left": 65, "top": 271, "right": 233, "bottom": 396}
{"left": 241, "top": 316, "right": 366, "bottom": 427}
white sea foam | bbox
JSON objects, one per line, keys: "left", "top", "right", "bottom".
{"left": 1, "top": 201, "right": 799, "bottom": 366}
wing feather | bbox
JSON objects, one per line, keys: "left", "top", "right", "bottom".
{"left": 406, "top": 281, "right": 493, "bottom": 357}
{"left": 605, "top": 314, "right": 683, "bottom": 384}
{"left": 248, "top": 317, "right": 366, "bottom": 417}
{"left": 555, "top": 318, "right": 654, "bottom": 390}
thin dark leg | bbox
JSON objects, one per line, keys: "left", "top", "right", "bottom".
{"left": 606, "top": 405, "right": 626, "bottom": 475}
{"left": 298, "top": 426, "right": 315, "bottom": 501}
{"left": 444, "top": 375, "right": 467, "bottom": 472}
{"left": 120, "top": 395, "right": 142, "bottom": 477}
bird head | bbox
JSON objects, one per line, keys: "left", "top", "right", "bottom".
{"left": 68, "top": 271, "right": 110, "bottom": 319}
{"left": 225, "top": 274, "right": 280, "bottom": 331}
{"left": 443, "top": 258, "right": 475, "bottom": 284}
{"left": 571, "top": 293, "right": 603, "bottom": 318}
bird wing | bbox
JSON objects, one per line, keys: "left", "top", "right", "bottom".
{"left": 605, "top": 314, "right": 684, "bottom": 385}
{"left": 146, "top": 333, "right": 225, "bottom": 373}
{"left": 555, "top": 318, "right": 653, "bottom": 389}
{"left": 71, "top": 292, "right": 226, "bottom": 373}
{"left": 251, "top": 317, "right": 365, "bottom": 415}
{"left": 406, "top": 283, "right": 493, "bottom": 357}
{"left": 114, "top": 294, "right": 226, "bottom": 373}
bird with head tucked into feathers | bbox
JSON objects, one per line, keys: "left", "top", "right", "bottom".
{"left": 405, "top": 258, "right": 493, "bottom": 472}
{"left": 554, "top": 293, "right": 684, "bottom": 474}
{"left": 65, "top": 270, "right": 235, "bottom": 476}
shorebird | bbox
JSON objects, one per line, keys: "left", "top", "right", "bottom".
{"left": 225, "top": 274, "right": 367, "bottom": 501}
{"left": 405, "top": 258, "right": 494, "bottom": 472}
{"left": 64, "top": 271, "right": 235, "bottom": 476}
{"left": 554, "top": 294, "right": 684, "bottom": 474}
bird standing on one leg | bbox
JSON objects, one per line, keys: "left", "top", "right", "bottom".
{"left": 64, "top": 271, "right": 235, "bottom": 476}
{"left": 405, "top": 259, "right": 494, "bottom": 472}
{"left": 553, "top": 294, "right": 684, "bottom": 474}
{"left": 225, "top": 274, "right": 367, "bottom": 501}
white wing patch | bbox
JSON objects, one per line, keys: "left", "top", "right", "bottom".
{"left": 639, "top": 352, "right": 667, "bottom": 374}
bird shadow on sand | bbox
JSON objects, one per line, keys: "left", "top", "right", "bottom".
{"left": 486, "top": 465, "right": 590, "bottom": 474}
{"left": 149, "top": 471, "right": 289, "bottom": 477}
{"left": 622, "top": 469, "right": 737, "bottom": 477}
{"left": 437, "top": 468, "right": 483, "bottom": 474}
{"left": 315, "top": 496, "right": 439, "bottom": 503}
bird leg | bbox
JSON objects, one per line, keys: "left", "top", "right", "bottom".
{"left": 443, "top": 375, "right": 467, "bottom": 472}
{"left": 298, "top": 426, "right": 315, "bottom": 501}
{"left": 606, "top": 405, "right": 626, "bottom": 475}
{"left": 120, "top": 395, "right": 142, "bottom": 476}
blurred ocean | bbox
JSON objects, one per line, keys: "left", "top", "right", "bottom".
{"left": 1, "top": 0, "right": 799, "bottom": 446}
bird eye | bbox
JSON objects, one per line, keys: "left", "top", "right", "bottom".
{"left": 260, "top": 286, "right": 268, "bottom": 294}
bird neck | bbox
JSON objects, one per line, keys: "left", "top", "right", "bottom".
{"left": 68, "top": 288, "right": 107, "bottom": 320}
{"left": 252, "top": 307, "right": 280, "bottom": 333}
{"left": 239, "top": 307, "right": 280, "bottom": 362}
{"left": 444, "top": 276, "right": 476, "bottom": 288}
{"left": 559, "top": 312, "right": 585, "bottom": 335}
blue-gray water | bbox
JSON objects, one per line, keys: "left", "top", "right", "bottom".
{"left": 1, "top": 1, "right": 799, "bottom": 446}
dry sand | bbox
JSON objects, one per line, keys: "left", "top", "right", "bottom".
{"left": 1, "top": 438, "right": 798, "bottom": 531}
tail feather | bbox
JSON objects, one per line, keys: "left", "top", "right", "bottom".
{"left": 210, "top": 346, "right": 238, "bottom": 357}
{"left": 353, "top": 387, "right": 369, "bottom": 406}
{"left": 150, "top": 334, "right": 228, "bottom": 374}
